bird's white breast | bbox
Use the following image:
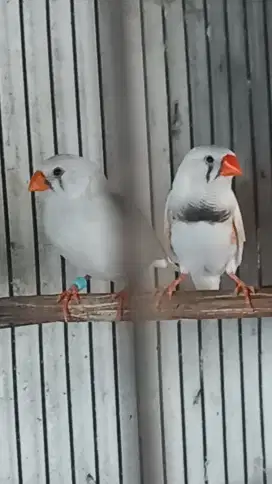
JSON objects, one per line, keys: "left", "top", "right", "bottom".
{"left": 171, "top": 219, "right": 236, "bottom": 277}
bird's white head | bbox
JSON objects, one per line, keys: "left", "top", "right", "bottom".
{"left": 28, "top": 154, "right": 105, "bottom": 199}
{"left": 172, "top": 145, "right": 242, "bottom": 192}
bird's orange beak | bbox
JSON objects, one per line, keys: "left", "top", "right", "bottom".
{"left": 28, "top": 170, "right": 50, "bottom": 192}
{"left": 220, "top": 154, "right": 242, "bottom": 177}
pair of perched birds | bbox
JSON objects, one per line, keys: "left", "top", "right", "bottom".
{"left": 28, "top": 146, "right": 254, "bottom": 321}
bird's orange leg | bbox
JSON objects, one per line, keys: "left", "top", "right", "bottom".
{"left": 228, "top": 273, "right": 255, "bottom": 309}
{"left": 58, "top": 275, "right": 91, "bottom": 322}
{"left": 156, "top": 274, "right": 187, "bottom": 309}
{"left": 113, "top": 289, "right": 129, "bottom": 321}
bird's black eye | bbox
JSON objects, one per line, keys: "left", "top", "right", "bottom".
{"left": 205, "top": 155, "right": 214, "bottom": 165}
{"left": 53, "top": 166, "right": 64, "bottom": 177}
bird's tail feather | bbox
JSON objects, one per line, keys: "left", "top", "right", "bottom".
{"left": 191, "top": 275, "right": 220, "bottom": 290}
{"left": 151, "top": 258, "right": 169, "bottom": 269}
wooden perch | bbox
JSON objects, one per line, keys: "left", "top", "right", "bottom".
{"left": 1, "top": 288, "right": 272, "bottom": 327}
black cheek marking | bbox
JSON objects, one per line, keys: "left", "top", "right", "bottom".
{"left": 206, "top": 164, "right": 213, "bottom": 183}
{"left": 214, "top": 167, "right": 221, "bottom": 180}
{"left": 45, "top": 179, "right": 53, "bottom": 190}
{"left": 59, "top": 178, "right": 64, "bottom": 190}
{"left": 174, "top": 205, "right": 231, "bottom": 224}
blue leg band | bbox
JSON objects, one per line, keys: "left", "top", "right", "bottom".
{"left": 71, "top": 276, "right": 88, "bottom": 291}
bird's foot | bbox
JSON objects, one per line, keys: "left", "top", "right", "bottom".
{"left": 234, "top": 282, "right": 255, "bottom": 309}
{"left": 113, "top": 289, "right": 129, "bottom": 321}
{"left": 58, "top": 275, "right": 90, "bottom": 322}
{"left": 228, "top": 273, "right": 255, "bottom": 310}
{"left": 58, "top": 285, "right": 80, "bottom": 322}
{"left": 155, "top": 274, "right": 186, "bottom": 310}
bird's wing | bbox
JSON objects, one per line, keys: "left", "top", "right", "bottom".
{"left": 110, "top": 192, "right": 168, "bottom": 271}
{"left": 163, "top": 192, "right": 180, "bottom": 268}
{"left": 231, "top": 195, "right": 245, "bottom": 268}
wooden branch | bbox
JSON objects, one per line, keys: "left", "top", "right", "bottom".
{"left": 1, "top": 288, "right": 272, "bottom": 327}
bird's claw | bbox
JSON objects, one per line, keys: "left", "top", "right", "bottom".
{"left": 234, "top": 282, "right": 255, "bottom": 310}
{"left": 58, "top": 285, "right": 81, "bottom": 322}
{"left": 155, "top": 276, "right": 185, "bottom": 310}
{"left": 113, "top": 290, "right": 129, "bottom": 321}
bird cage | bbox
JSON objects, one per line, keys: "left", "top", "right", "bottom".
{"left": 0, "top": 0, "right": 271, "bottom": 483}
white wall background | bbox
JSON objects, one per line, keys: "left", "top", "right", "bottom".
{"left": 1, "top": 0, "right": 272, "bottom": 483}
